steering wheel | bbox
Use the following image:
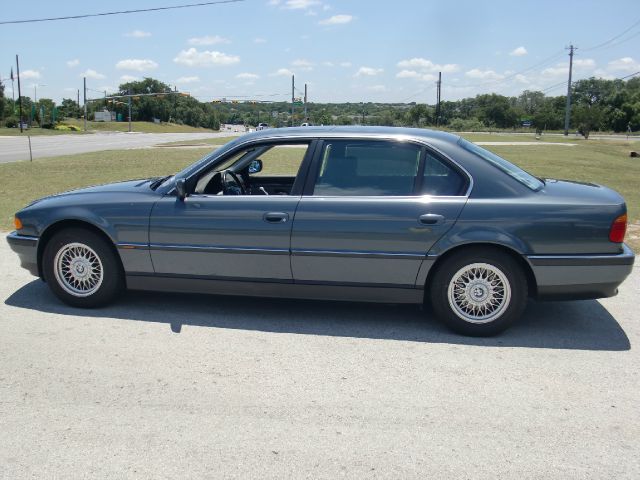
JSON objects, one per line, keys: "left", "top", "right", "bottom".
{"left": 222, "top": 170, "right": 246, "bottom": 195}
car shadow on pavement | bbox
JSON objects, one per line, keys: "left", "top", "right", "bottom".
{"left": 4, "top": 279, "right": 631, "bottom": 351}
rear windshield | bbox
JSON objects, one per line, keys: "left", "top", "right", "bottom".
{"left": 458, "top": 138, "right": 544, "bottom": 191}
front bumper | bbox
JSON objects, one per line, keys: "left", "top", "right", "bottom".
{"left": 528, "top": 243, "right": 635, "bottom": 300}
{"left": 6, "top": 231, "right": 39, "bottom": 277}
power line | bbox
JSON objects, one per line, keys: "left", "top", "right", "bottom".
{"left": 582, "top": 16, "right": 640, "bottom": 52}
{"left": 0, "top": 0, "right": 244, "bottom": 25}
{"left": 618, "top": 71, "right": 640, "bottom": 80}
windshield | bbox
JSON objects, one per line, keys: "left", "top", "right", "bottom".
{"left": 458, "top": 138, "right": 544, "bottom": 191}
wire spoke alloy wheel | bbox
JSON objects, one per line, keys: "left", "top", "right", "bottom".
{"left": 447, "top": 262, "right": 511, "bottom": 324}
{"left": 53, "top": 242, "right": 104, "bottom": 298}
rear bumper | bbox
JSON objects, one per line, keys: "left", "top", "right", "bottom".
{"left": 528, "top": 244, "right": 635, "bottom": 300}
{"left": 6, "top": 231, "right": 39, "bottom": 277}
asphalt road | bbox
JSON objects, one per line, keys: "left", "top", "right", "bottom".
{"left": 0, "top": 239, "right": 638, "bottom": 479}
{"left": 0, "top": 131, "right": 238, "bottom": 164}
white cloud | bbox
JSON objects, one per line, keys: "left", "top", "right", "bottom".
{"left": 514, "top": 74, "right": 530, "bottom": 84}
{"left": 187, "top": 35, "right": 230, "bottom": 46}
{"left": 120, "top": 75, "right": 140, "bottom": 82}
{"left": 20, "top": 69, "right": 41, "bottom": 79}
{"left": 292, "top": 59, "right": 314, "bottom": 70}
{"left": 366, "top": 84, "right": 387, "bottom": 92}
{"left": 355, "top": 66, "right": 383, "bottom": 76}
{"left": 397, "top": 57, "right": 460, "bottom": 73}
{"left": 339, "top": 61, "right": 352, "bottom": 67}
{"left": 267, "top": 0, "right": 281, "bottom": 5}
{"left": 396, "top": 70, "right": 436, "bottom": 81}
{"left": 270, "top": 68, "right": 294, "bottom": 77}
{"left": 173, "top": 48, "right": 240, "bottom": 67}
{"left": 284, "top": 0, "right": 320, "bottom": 9}
{"left": 509, "top": 46, "right": 527, "bottom": 57}
{"left": 465, "top": 68, "right": 504, "bottom": 80}
{"left": 254, "top": 37, "right": 267, "bottom": 44}
{"left": 322, "top": 61, "right": 334, "bottom": 67}
{"left": 319, "top": 14, "right": 353, "bottom": 25}
{"left": 608, "top": 57, "right": 638, "bottom": 72}
{"left": 236, "top": 72, "right": 259, "bottom": 80}
{"left": 66, "top": 59, "right": 79, "bottom": 68}
{"left": 542, "top": 58, "right": 595, "bottom": 77}
{"left": 124, "top": 30, "right": 151, "bottom": 38}
{"left": 80, "top": 69, "right": 105, "bottom": 80}
{"left": 115, "top": 59, "right": 158, "bottom": 72}
{"left": 574, "top": 58, "right": 596, "bottom": 68}
{"left": 176, "top": 76, "right": 200, "bottom": 83}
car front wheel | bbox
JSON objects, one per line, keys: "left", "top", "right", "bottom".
{"left": 429, "top": 248, "right": 528, "bottom": 336}
{"left": 43, "top": 228, "right": 123, "bottom": 308}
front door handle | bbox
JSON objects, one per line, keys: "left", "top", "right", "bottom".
{"left": 263, "top": 212, "right": 289, "bottom": 223}
{"left": 418, "top": 214, "right": 445, "bottom": 225}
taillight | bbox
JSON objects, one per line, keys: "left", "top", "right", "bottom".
{"left": 609, "top": 213, "right": 627, "bottom": 243}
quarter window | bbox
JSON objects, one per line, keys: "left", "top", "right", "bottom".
{"left": 421, "top": 152, "right": 467, "bottom": 196}
{"left": 313, "top": 140, "right": 421, "bottom": 196}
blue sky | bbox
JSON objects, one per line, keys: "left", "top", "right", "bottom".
{"left": 2, "top": 0, "right": 639, "bottom": 104}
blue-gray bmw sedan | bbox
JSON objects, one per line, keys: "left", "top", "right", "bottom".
{"left": 7, "top": 127, "right": 635, "bottom": 336}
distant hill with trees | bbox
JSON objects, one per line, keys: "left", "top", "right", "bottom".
{"left": 1, "top": 76, "right": 639, "bottom": 136}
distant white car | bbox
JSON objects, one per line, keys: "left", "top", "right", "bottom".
{"left": 300, "top": 122, "right": 313, "bottom": 127}
{"left": 256, "top": 123, "right": 269, "bottom": 130}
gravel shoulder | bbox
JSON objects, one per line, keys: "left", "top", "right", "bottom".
{"left": 0, "top": 239, "right": 638, "bottom": 479}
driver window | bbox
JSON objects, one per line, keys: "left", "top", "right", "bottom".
{"left": 253, "top": 144, "right": 309, "bottom": 177}
{"left": 194, "top": 142, "right": 310, "bottom": 196}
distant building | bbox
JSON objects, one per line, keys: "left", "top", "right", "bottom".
{"left": 94, "top": 110, "right": 116, "bottom": 122}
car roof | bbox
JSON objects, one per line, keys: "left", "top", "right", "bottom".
{"left": 237, "top": 125, "right": 462, "bottom": 145}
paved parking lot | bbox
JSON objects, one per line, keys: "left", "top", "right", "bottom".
{"left": 0, "top": 131, "right": 236, "bottom": 163}
{"left": 0, "top": 239, "right": 638, "bottom": 479}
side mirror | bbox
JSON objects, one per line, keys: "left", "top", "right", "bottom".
{"left": 175, "top": 178, "right": 187, "bottom": 200}
{"left": 248, "top": 159, "right": 263, "bottom": 174}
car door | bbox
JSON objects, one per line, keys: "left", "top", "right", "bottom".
{"left": 290, "top": 138, "right": 469, "bottom": 287}
{"left": 149, "top": 140, "right": 315, "bottom": 282}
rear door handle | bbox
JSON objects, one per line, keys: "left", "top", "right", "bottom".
{"left": 263, "top": 212, "right": 289, "bottom": 223}
{"left": 418, "top": 214, "right": 445, "bottom": 225}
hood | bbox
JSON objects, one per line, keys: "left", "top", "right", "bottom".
{"left": 29, "top": 178, "right": 154, "bottom": 205}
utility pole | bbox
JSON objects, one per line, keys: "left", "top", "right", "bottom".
{"left": 564, "top": 44, "right": 576, "bottom": 136}
{"left": 291, "top": 75, "right": 295, "bottom": 127}
{"left": 304, "top": 83, "right": 308, "bottom": 121}
{"left": 10, "top": 67, "right": 15, "bottom": 103}
{"left": 127, "top": 89, "right": 132, "bottom": 132}
{"left": 436, "top": 71, "right": 442, "bottom": 127}
{"left": 16, "top": 55, "right": 23, "bottom": 133}
{"left": 83, "top": 76, "right": 87, "bottom": 131}
{"left": 77, "top": 89, "right": 80, "bottom": 118}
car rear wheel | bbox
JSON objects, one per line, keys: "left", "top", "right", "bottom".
{"left": 429, "top": 248, "right": 528, "bottom": 336}
{"left": 43, "top": 228, "right": 123, "bottom": 308}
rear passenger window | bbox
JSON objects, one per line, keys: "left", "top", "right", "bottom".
{"left": 313, "top": 140, "right": 421, "bottom": 196}
{"left": 421, "top": 153, "right": 467, "bottom": 196}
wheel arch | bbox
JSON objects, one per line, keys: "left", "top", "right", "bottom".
{"left": 423, "top": 242, "right": 538, "bottom": 300}
{"left": 37, "top": 219, "right": 122, "bottom": 280}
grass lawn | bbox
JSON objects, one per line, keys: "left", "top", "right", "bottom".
{"left": 460, "top": 132, "right": 585, "bottom": 144}
{"left": 0, "top": 127, "right": 90, "bottom": 136}
{"left": 0, "top": 120, "right": 219, "bottom": 136}
{"left": 156, "top": 136, "right": 238, "bottom": 146}
{"left": 0, "top": 139, "right": 638, "bottom": 249}
{"left": 64, "top": 118, "right": 219, "bottom": 134}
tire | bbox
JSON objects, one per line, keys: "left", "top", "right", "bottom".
{"left": 429, "top": 247, "right": 528, "bottom": 336}
{"left": 42, "top": 228, "right": 124, "bottom": 308}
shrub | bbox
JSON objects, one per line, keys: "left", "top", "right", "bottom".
{"left": 447, "top": 117, "right": 485, "bottom": 132}
{"left": 3, "top": 117, "right": 19, "bottom": 128}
